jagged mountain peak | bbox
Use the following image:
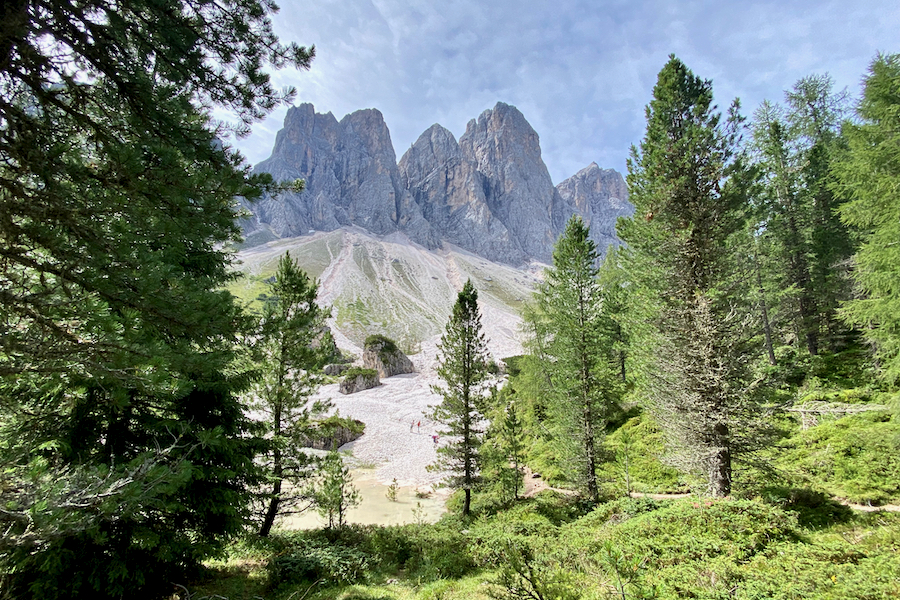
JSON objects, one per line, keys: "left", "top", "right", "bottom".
{"left": 400, "top": 124, "right": 460, "bottom": 171}
{"left": 461, "top": 102, "right": 544, "bottom": 172}
{"left": 556, "top": 162, "right": 633, "bottom": 251}
{"left": 242, "top": 101, "right": 631, "bottom": 265}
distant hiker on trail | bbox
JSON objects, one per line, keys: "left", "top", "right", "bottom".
{"left": 417, "top": 421, "right": 421, "bottom": 432}
{"left": 432, "top": 435, "right": 439, "bottom": 444}
{"left": 410, "top": 420, "right": 415, "bottom": 432}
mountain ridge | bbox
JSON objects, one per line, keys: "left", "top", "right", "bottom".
{"left": 241, "top": 102, "right": 633, "bottom": 265}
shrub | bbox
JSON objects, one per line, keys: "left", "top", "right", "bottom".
{"left": 342, "top": 367, "right": 378, "bottom": 380}
{"left": 267, "top": 539, "right": 369, "bottom": 587}
{"left": 364, "top": 334, "right": 398, "bottom": 354}
{"left": 603, "top": 499, "right": 798, "bottom": 569}
{"left": 760, "top": 487, "right": 853, "bottom": 529}
{"left": 774, "top": 412, "right": 900, "bottom": 504}
{"left": 317, "top": 414, "right": 366, "bottom": 435}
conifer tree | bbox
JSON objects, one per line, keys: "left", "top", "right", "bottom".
{"left": 311, "top": 450, "right": 361, "bottom": 529}
{"left": 527, "top": 216, "right": 622, "bottom": 502}
{"left": 430, "top": 279, "right": 492, "bottom": 516}
{"left": 750, "top": 75, "right": 854, "bottom": 356}
{"left": 620, "top": 56, "right": 757, "bottom": 497}
{"left": 0, "top": 2, "right": 312, "bottom": 596}
{"left": 833, "top": 53, "right": 900, "bottom": 383}
{"left": 482, "top": 388, "right": 526, "bottom": 502}
{"left": 253, "top": 252, "right": 332, "bottom": 537}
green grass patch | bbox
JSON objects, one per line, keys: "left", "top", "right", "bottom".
{"left": 343, "top": 367, "right": 378, "bottom": 380}
{"left": 772, "top": 411, "right": 900, "bottom": 504}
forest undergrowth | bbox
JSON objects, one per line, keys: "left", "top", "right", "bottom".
{"left": 184, "top": 368, "right": 900, "bottom": 600}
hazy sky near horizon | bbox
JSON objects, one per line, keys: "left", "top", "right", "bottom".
{"left": 230, "top": 0, "right": 899, "bottom": 184}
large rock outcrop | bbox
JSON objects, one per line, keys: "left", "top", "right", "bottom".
{"left": 399, "top": 123, "right": 524, "bottom": 264}
{"left": 243, "top": 104, "right": 438, "bottom": 248}
{"left": 362, "top": 335, "right": 414, "bottom": 378}
{"left": 454, "top": 102, "right": 575, "bottom": 262}
{"left": 300, "top": 418, "right": 365, "bottom": 450}
{"left": 556, "top": 163, "right": 634, "bottom": 252}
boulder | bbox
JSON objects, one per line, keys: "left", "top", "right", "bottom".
{"left": 362, "top": 335, "right": 414, "bottom": 378}
{"left": 300, "top": 418, "right": 365, "bottom": 450}
{"left": 324, "top": 363, "right": 350, "bottom": 376}
{"left": 339, "top": 367, "right": 381, "bottom": 394}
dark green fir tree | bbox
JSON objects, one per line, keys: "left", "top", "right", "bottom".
{"left": 430, "top": 280, "right": 493, "bottom": 516}
{"left": 526, "top": 216, "right": 623, "bottom": 503}
{"left": 0, "top": 2, "right": 312, "bottom": 597}
{"left": 252, "top": 252, "right": 333, "bottom": 536}
{"left": 834, "top": 54, "right": 900, "bottom": 384}
{"left": 620, "top": 56, "right": 762, "bottom": 497}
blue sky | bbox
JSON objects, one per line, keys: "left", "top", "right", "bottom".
{"left": 231, "top": 0, "right": 899, "bottom": 184}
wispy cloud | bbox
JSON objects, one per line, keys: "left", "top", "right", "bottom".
{"left": 231, "top": 0, "right": 899, "bottom": 183}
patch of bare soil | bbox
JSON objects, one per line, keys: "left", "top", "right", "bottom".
{"left": 521, "top": 467, "right": 576, "bottom": 498}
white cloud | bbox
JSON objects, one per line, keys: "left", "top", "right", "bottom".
{"left": 230, "top": 0, "right": 900, "bottom": 183}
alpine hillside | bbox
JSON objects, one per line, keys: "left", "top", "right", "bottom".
{"left": 232, "top": 228, "right": 539, "bottom": 354}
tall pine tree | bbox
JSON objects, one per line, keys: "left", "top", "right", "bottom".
{"left": 834, "top": 54, "right": 900, "bottom": 383}
{"left": 252, "top": 252, "right": 333, "bottom": 537}
{"left": 750, "top": 75, "right": 854, "bottom": 356}
{"left": 526, "top": 216, "right": 622, "bottom": 503}
{"left": 620, "top": 56, "right": 758, "bottom": 497}
{"left": 0, "top": 2, "right": 312, "bottom": 597}
{"left": 430, "top": 280, "right": 492, "bottom": 516}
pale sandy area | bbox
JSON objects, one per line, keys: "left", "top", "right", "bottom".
{"left": 316, "top": 312, "right": 524, "bottom": 491}
{"left": 279, "top": 329, "right": 523, "bottom": 529}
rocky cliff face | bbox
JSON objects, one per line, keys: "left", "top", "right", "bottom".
{"left": 243, "top": 103, "right": 438, "bottom": 248}
{"left": 243, "top": 102, "right": 630, "bottom": 264}
{"left": 455, "top": 103, "right": 575, "bottom": 262}
{"left": 399, "top": 123, "right": 525, "bottom": 264}
{"left": 556, "top": 163, "right": 634, "bottom": 253}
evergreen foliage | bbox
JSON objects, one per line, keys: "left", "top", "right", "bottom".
{"left": 750, "top": 76, "right": 855, "bottom": 357}
{"left": 525, "top": 216, "right": 623, "bottom": 502}
{"left": 481, "top": 387, "right": 526, "bottom": 502}
{"left": 833, "top": 53, "right": 900, "bottom": 383}
{"left": 0, "top": 1, "right": 312, "bottom": 597}
{"left": 364, "top": 334, "right": 399, "bottom": 355}
{"left": 251, "top": 252, "right": 332, "bottom": 537}
{"left": 342, "top": 367, "right": 379, "bottom": 379}
{"left": 430, "top": 280, "right": 493, "bottom": 516}
{"left": 311, "top": 450, "right": 361, "bottom": 529}
{"left": 620, "top": 55, "right": 762, "bottom": 497}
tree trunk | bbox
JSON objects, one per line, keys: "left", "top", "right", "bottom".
{"left": 259, "top": 397, "right": 284, "bottom": 537}
{"left": 754, "top": 250, "right": 777, "bottom": 366}
{"left": 707, "top": 423, "right": 731, "bottom": 497}
{"left": 463, "top": 390, "right": 472, "bottom": 516}
{"left": 583, "top": 402, "right": 599, "bottom": 503}
{"left": 259, "top": 476, "right": 281, "bottom": 537}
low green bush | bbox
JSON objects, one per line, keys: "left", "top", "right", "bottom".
{"left": 364, "top": 334, "right": 398, "bottom": 354}
{"left": 759, "top": 487, "right": 853, "bottom": 529}
{"left": 598, "top": 414, "right": 685, "bottom": 494}
{"left": 317, "top": 413, "right": 366, "bottom": 434}
{"left": 773, "top": 412, "right": 900, "bottom": 504}
{"left": 600, "top": 499, "right": 798, "bottom": 566}
{"left": 267, "top": 539, "right": 369, "bottom": 587}
{"left": 342, "top": 367, "right": 378, "bottom": 380}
